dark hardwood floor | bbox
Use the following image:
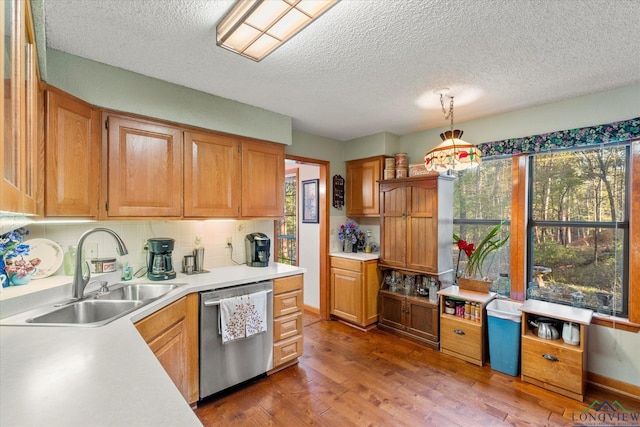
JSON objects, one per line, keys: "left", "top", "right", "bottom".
{"left": 195, "top": 313, "right": 639, "bottom": 426}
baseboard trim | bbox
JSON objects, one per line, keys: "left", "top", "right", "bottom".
{"left": 588, "top": 371, "right": 640, "bottom": 401}
{"left": 304, "top": 305, "right": 319, "bottom": 315}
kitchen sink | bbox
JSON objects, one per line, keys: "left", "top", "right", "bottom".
{"left": 26, "top": 300, "right": 144, "bottom": 325}
{"left": 96, "top": 283, "right": 181, "bottom": 301}
{"left": 1, "top": 282, "right": 186, "bottom": 327}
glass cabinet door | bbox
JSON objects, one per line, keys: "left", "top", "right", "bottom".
{"left": 1, "top": 0, "right": 38, "bottom": 214}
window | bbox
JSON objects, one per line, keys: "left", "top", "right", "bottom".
{"left": 275, "top": 170, "right": 298, "bottom": 265}
{"left": 527, "top": 146, "right": 629, "bottom": 316}
{"left": 453, "top": 158, "right": 512, "bottom": 281}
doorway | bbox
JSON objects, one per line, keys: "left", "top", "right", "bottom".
{"left": 282, "top": 155, "right": 330, "bottom": 319}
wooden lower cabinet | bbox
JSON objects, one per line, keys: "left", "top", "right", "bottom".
{"left": 438, "top": 287, "right": 494, "bottom": 366}
{"left": 135, "top": 294, "right": 199, "bottom": 406}
{"left": 520, "top": 299, "right": 591, "bottom": 401}
{"left": 378, "top": 289, "right": 439, "bottom": 349}
{"left": 271, "top": 275, "right": 304, "bottom": 372}
{"left": 330, "top": 256, "right": 381, "bottom": 329}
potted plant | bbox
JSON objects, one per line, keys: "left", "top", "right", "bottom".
{"left": 453, "top": 221, "right": 509, "bottom": 292}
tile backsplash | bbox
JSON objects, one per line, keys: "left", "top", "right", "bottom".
{"left": 25, "top": 220, "right": 275, "bottom": 276}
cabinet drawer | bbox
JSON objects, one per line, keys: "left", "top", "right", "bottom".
{"left": 274, "top": 290, "right": 303, "bottom": 317}
{"left": 274, "top": 312, "right": 303, "bottom": 341}
{"left": 273, "top": 335, "right": 304, "bottom": 367}
{"left": 440, "top": 316, "right": 482, "bottom": 361}
{"left": 330, "top": 257, "right": 362, "bottom": 272}
{"left": 274, "top": 275, "right": 303, "bottom": 294}
{"left": 521, "top": 336, "right": 583, "bottom": 394}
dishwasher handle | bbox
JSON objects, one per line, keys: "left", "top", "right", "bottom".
{"left": 203, "top": 289, "right": 273, "bottom": 307}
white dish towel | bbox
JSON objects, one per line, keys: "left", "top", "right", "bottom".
{"left": 219, "top": 291, "right": 268, "bottom": 344}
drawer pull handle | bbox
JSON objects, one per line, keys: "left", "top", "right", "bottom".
{"left": 453, "top": 329, "right": 465, "bottom": 335}
{"left": 542, "top": 353, "right": 559, "bottom": 362}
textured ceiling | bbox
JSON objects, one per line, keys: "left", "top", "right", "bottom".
{"left": 43, "top": 0, "right": 640, "bottom": 141}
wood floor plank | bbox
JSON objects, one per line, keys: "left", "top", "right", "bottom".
{"left": 195, "top": 319, "right": 640, "bottom": 426}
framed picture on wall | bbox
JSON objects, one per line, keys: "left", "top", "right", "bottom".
{"left": 302, "top": 179, "right": 319, "bottom": 223}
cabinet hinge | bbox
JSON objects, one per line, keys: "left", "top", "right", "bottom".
{"left": 105, "top": 202, "right": 109, "bottom": 212}
{"left": 105, "top": 119, "right": 109, "bottom": 129}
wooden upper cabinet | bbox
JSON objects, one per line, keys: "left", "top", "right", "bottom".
{"left": 104, "top": 114, "right": 182, "bottom": 218}
{"left": 346, "top": 156, "right": 387, "bottom": 217}
{"left": 379, "top": 175, "right": 454, "bottom": 275}
{"left": 240, "top": 140, "right": 284, "bottom": 218}
{"left": 184, "top": 131, "right": 240, "bottom": 218}
{"left": 379, "top": 182, "right": 407, "bottom": 268}
{"left": 1, "top": 0, "right": 38, "bottom": 215}
{"left": 45, "top": 89, "right": 100, "bottom": 217}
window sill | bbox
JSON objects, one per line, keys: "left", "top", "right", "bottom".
{"left": 591, "top": 313, "right": 640, "bottom": 333}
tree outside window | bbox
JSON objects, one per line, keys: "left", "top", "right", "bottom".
{"left": 528, "top": 146, "right": 628, "bottom": 316}
{"left": 275, "top": 170, "right": 298, "bottom": 266}
{"left": 453, "top": 158, "right": 512, "bottom": 282}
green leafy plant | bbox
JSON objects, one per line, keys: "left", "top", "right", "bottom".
{"left": 453, "top": 221, "right": 509, "bottom": 280}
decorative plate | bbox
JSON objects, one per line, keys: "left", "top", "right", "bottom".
{"left": 23, "top": 239, "right": 64, "bottom": 279}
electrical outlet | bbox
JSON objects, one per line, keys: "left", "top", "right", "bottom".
{"left": 226, "top": 236, "right": 232, "bottom": 248}
{"left": 85, "top": 243, "right": 98, "bottom": 259}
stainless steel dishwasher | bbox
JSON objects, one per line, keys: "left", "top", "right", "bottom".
{"left": 199, "top": 281, "right": 273, "bottom": 400}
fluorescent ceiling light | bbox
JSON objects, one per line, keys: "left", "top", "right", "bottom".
{"left": 217, "top": 0, "right": 338, "bottom": 61}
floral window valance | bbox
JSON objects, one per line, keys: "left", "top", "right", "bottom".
{"left": 478, "top": 116, "right": 640, "bottom": 158}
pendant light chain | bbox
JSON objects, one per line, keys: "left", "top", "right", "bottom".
{"left": 440, "top": 93, "right": 455, "bottom": 135}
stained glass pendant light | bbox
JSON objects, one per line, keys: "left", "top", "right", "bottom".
{"left": 424, "top": 90, "right": 482, "bottom": 172}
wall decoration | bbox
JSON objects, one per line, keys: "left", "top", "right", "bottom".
{"left": 332, "top": 175, "right": 344, "bottom": 209}
{"left": 302, "top": 179, "right": 319, "bottom": 223}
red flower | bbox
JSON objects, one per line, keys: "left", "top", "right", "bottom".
{"left": 457, "top": 239, "right": 467, "bottom": 250}
{"left": 464, "top": 243, "right": 475, "bottom": 257}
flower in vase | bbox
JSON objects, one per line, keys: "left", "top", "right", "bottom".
{"left": 338, "top": 220, "right": 360, "bottom": 244}
{"left": 453, "top": 221, "right": 509, "bottom": 280}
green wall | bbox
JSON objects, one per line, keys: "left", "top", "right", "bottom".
{"left": 288, "top": 130, "right": 345, "bottom": 217}
{"left": 45, "top": 49, "right": 292, "bottom": 145}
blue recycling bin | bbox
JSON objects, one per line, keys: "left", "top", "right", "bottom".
{"left": 487, "top": 299, "right": 523, "bottom": 376}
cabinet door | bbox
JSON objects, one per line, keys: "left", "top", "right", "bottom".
{"left": 406, "top": 183, "right": 438, "bottom": 272}
{"left": 330, "top": 267, "right": 361, "bottom": 324}
{"left": 1, "top": 0, "right": 38, "bottom": 215}
{"left": 45, "top": 90, "right": 100, "bottom": 217}
{"left": 346, "top": 157, "right": 382, "bottom": 217}
{"left": 406, "top": 299, "right": 439, "bottom": 343}
{"left": 380, "top": 184, "right": 407, "bottom": 267}
{"left": 240, "top": 140, "right": 284, "bottom": 217}
{"left": 135, "top": 294, "right": 199, "bottom": 405}
{"left": 184, "top": 131, "right": 239, "bottom": 217}
{"left": 105, "top": 115, "right": 182, "bottom": 217}
{"left": 379, "top": 291, "right": 405, "bottom": 330}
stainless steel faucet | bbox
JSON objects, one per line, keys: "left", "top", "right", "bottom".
{"left": 72, "top": 228, "right": 128, "bottom": 300}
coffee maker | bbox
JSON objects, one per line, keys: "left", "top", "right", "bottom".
{"left": 245, "top": 233, "right": 270, "bottom": 267}
{"left": 147, "top": 238, "right": 177, "bottom": 280}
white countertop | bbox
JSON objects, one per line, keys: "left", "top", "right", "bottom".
{"left": 329, "top": 251, "right": 380, "bottom": 261}
{"left": 521, "top": 298, "right": 593, "bottom": 325}
{"left": 0, "top": 263, "right": 305, "bottom": 427}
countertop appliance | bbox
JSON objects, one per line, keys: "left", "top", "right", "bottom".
{"left": 146, "top": 238, "right": 176, "bottom": 281}
{"left": 245, "top": 233, "right": 270, "bottom": 267}
{"left": 199, "top": 281, "right": 273, "bottom": 399}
